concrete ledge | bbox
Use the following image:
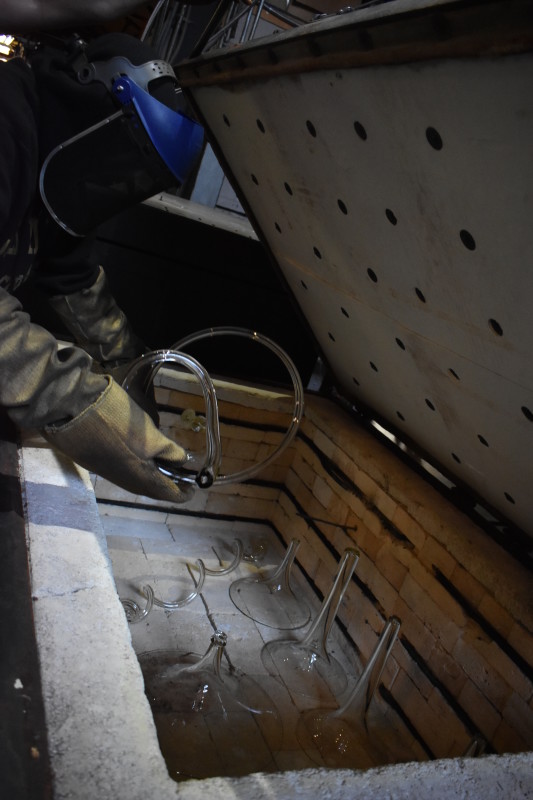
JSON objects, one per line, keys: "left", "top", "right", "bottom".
{"left": 20, "top": 439, "right": 180, "bottom": 800}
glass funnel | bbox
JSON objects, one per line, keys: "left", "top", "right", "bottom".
{"left": 261, "top": 548, "right": 360, "bottom": 703}
{"left": 229, "top": 538, "right": 311, "bottom": 630}
{"left": 138, "top": 630, "right": 282, "bottom": 780}
{"left": 296, "top": 616, "right": 402, "bottom": 769}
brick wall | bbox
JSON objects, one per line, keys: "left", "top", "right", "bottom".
{"left": 152, "top": 375, "right": 533, "bottom": 759}
{"left": 273, "top": 396, "right": 533, "bottom": 759}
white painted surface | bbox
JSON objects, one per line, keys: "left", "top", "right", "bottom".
{"left": 177, "top": 0, "right": 533, "bottom": 535}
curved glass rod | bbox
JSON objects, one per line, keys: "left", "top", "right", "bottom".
{"left": 152, "top": 559, "right": 206, "bottom": 610}
{"left": 204, "top": 538, "right": 244, "bottom": 576}
{"left": 121, "top": 584, "right": 154, "bottom": 624}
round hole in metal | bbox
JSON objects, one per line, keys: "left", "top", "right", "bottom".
{"left": 415, "top": 287, "right": 427, "bottom": 303}
{"left": 425, "top": 127, "right": 443, "bottom": 150}
{"left": 367, "top": 268, "right": 378, "bottom": 283}
{"left": 306, "top": 120, "right": 317, "bottom": 137}
{"left": 338, "top": 199, "right": 348, "bottom": 215}
{"left": 385, "top": 208, "right": 397, "bottom": 225}
{"left": 504, "top": 492, "right": 515, "bottom": 504}
{"left": 478, "top": 434, "right": 489, "bottom": 447}
{"left": 489, "top": 318, "right": 503, "bottom": 336}
{"left": 370, "top": 361, "right": 378, "bottom": 372}
{"left": 425, "top": 399, "right": 435, "bottom": 411}
{"left": 256, "top": 118, "right": 266, "bottom": 133}
{"left": 522, "top": 406, "right": 533, "bottom": 421}
{"left": 460, "top": 229, "right": 476, "bottom": 250}
{"left": 313, "top": 246, "right": 322, "bottom": 259}
{"left": 341, "top": 307, "right": 349, "bottom": 318}
{"left": 284, "top": 182, "right": 293, "bottom": 195}
{"left": 396, "top": 338, "right": 406, "bottom": 350}
{"left": 353, "top": 121, "right": 367, "bottom": 140}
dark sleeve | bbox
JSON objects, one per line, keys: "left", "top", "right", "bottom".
{"left": 0, "top": 58, "right": 39, "bottom": 248}
{"left": 34, "top": 217, "right": 100, "bottom": 296}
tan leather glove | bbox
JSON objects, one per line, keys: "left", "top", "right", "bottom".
{"left": 1, "top": 289, "right": 190, "bottom": 502}
{"left": 48, "top": 264, "right": 160, "bottom": 422}
{"left": 47, "top": 266, "right": 146, "bottom": 367}
{"left": 41, "top": 377, "right": 193, "bottom": 503}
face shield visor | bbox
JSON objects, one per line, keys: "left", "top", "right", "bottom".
{"left": 39, "top": 57, "right": 204, "bottom": 236}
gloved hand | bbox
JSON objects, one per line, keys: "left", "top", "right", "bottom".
{"left": 0, "top": 288, "right": 191, "bottom": 503}
{"left": 47, "top": 265, "right": 146, "bottom": 367}
{"left": 41, "top": 377, "right": 193, "bottom": 503}
{"left": 48, "top": 264, "right": 161, "bottom": 423}
{"left": 92, "top": 356, "right": 160, "bottom": 426}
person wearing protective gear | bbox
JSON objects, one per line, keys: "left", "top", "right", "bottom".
{"left": 0, "top": 31, "right": 204, "bottom": 503}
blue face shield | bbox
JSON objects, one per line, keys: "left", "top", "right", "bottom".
{"left": 111, "top": 73, "right": 203, "bottom": 187}
{"left": 39, "top": 56, "right": 204, "bottom": 236}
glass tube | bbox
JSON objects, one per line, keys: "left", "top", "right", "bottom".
{"left": 171, "top": 327, "right": 305, "bottom": 486}
{"left": 261, "top": 548, "right": 360, "bottom": 702}
{"left": 464, "top": 733, "right": 487, "bottom": 757}
{"left": 122, "top": 328, "right": 304, "bottom": 490}
{"left": 229, "top": 538, "right": 311, "bottom": 629}
{"left": 121, "top": 348, "right": 221, "bottom": 489}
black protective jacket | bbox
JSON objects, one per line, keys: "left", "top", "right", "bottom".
{"left": 0, "top": 57, "right": 106, "bottom": 429}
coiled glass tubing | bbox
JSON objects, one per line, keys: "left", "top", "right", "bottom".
{"left": 171, "top": 327, "right": 305, "bottom": 485}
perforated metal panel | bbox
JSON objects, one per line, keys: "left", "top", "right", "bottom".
{"left": 177, "top": 0, "right": 533, "bottom": 535}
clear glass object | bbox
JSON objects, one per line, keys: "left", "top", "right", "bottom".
{"left": 296, "top": 616, "right": 402, "bottom": 769}
{"left": 152, "top": 558, "right": 206, "bottom": 609}
{"left": 261, "top": 547, "right": 360, "bottom": 702}
{"left": 229, "top": 538, "right": 311, "bottom": 629}
{"left": 120, "top": 584, "right": 154, "bottom": 624}
{"left": 464, "top": 733, "right": 487, "bottom": 757}
{"left": 120, "top": 559, "right": 205, "bottom": 620}
{"left": 138, "top": 630, "right": 282, "bottom": 780}
{"left": 242, "top": 537, "right": 268, "bottom": 565}
{"left": 121, "top": 327, "right": 304, "bottom": 490}
{"left": 204, "top": 538, "right": 244, "bottom": 576}
{"left": 121, "top": 348, "right": 221, "bottom": 489}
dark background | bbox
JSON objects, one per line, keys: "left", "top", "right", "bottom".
{"left": 17, "top": 202, "right": 321, "bottom": 388}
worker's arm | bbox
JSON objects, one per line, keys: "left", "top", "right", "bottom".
{"left": 0, "top": 0, "right": 148, "bottom": 31}
{"left": 0, "top": 287, "right": 192, "bottom": 502}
